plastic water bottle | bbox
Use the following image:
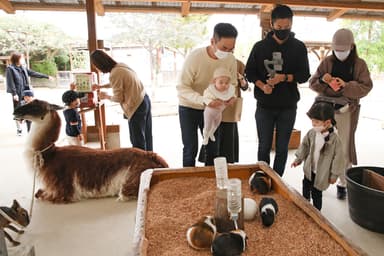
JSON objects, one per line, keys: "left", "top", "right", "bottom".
{"left": 227, "top": 178, "right": 242, "bottom": 228}
{"left": 214, "top": 157, "right": 228, "bottom": 189}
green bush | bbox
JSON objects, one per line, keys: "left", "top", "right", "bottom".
{"left": 31, "top": 59, "right": 57, "bottom": 76}
{"left": 55, "top": 54, "right": 70, "bottom": 71}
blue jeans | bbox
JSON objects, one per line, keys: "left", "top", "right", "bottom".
{"left": 255, "top": 106, "right": 296, "bottom": 176}
{"left": 179, "top": 106, "right": 218, "bottom": 167}
{"left": 128, "top": 94, "right": 153, "bottom": 151}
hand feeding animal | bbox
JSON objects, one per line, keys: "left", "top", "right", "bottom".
{"left": 13, "top": 99, "right": 168, "bottom": 203}
{"left": 0, "top": 200, "right": 30, "bottom": 246}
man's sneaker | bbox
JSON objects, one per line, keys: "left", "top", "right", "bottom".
{"left": 337, "top": 185, "right": 347, "bottom": 200}
{"left": 17, "top": 129, "right": 22, "bottom": 136}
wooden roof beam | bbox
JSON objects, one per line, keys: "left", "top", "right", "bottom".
{"left": 260, "top": 4, "right": 274, "bottom": 13}
{"left": 181, "top": 1, "right": 190, "bottom": 17}
{"left": 95, "top": 0, "right": 105, "bottom": 16}
{"left": 188, "top": 0, "right": 384, "bottom": 12}
{"left": 0, "top": 0, "right": 15, "bottom": 13}
{"left": 327, "top": 8, "right": 348, "bottom": 21}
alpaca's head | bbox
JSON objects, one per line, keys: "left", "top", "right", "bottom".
{"left": 14, "top": 99, "right": 63, "bottom": 148}
{"left": 13, "top": 99, "right": 63, "bottom": 124}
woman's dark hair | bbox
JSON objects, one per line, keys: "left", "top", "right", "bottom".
{"left": 213, "top": 23, "right": 238, "bottom": 41}
{"left": 10, "top": 52, "right": 22, "bottom": 65}
{"left": 271, "top": 4, "right": 293, "bottom": 24}
{"left": 90, "top": 50, "right": 117, "bottom": 73}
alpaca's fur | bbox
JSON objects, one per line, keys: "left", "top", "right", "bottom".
{"left": 13, "top": 99, "right": 168, "bottom": 203}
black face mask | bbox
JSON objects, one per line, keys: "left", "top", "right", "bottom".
{"left": 273, "top": 29, "right": 291, "bottom": 41}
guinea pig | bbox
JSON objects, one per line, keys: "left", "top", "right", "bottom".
{"left": 248, "top": 170, "right": 272, "bottom": 194}
{"left": 186, "top": 215, "right": 217, "bottom": 250}
{"left": 211, "top": 229, "right": 247, "bottom": 256}
{"left": 259, "top": 197, "right": 279, "bottom": 227}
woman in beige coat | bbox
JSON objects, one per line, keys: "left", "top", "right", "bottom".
{"left": 309, "top": 28, "right": 373, "bottom": 199}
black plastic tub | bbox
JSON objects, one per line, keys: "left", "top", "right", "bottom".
{"left": 346, "top": 166, "right": 384, "bottom": 233}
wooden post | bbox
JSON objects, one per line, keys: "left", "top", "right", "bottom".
{"left": 259, "top": 9, "right": 272, "bottom": 39}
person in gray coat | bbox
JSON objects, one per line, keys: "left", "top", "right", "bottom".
{"left": 291, "top": 102, "right": 345, "bottom": 211}
{"left": 6, "top": 52, "right": 51, "bottom": 136}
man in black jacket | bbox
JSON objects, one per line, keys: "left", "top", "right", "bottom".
{"left": 245, "top": 4, "right": 310, "bottom": 176}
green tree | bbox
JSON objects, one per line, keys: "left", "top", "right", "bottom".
{"left": 104, "top": 13, "right": 208, "bottom": 83}
{"left": 342, "top": 20, "right": 384, "bottom": 74}
{"left": 0, "top": 16, "right": 74, "bottom": 75}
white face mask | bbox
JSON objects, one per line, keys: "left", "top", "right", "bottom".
{"left": 215, "top": 49, "right": 230, "bottom": 59}
{"left": 313, "top": 126, "right": 325, "bottom": 133}
{"left": 334, "top": 50, "right": 350, "bottom": 61}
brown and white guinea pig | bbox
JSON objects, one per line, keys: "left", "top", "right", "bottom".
{"left": 186, "top": 215, "right": 217, "bottom": 250}
{"left": 259, "top": 197, "right": 279, "bottom": 227}
{"left": 248, "top": 170, "right": 272, "bottom": 194}
{"left": 211, "top": 229, "right": 247, "bottom": 256}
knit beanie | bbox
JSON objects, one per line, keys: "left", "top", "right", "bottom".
{"left": 213, "top": 67, "right": 231, "bottom": 80}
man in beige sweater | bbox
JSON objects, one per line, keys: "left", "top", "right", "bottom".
{"left": 177, "top": 23, "right": 238, "bottom": 166}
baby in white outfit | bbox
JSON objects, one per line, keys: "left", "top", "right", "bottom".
{"left": 202, "top": 67, "right": 236, "bottom": 145}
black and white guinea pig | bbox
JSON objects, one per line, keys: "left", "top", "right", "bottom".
{"left": 248, "top": 170, "right": 272, "bottom": 194}
{"left": 259, "top": 197, "right": 279, "bottom": 227}
{"left": 186, "top": 215, "right": 217, "bottom": 250}
{"left": 211, "top": 229, "right": 247, "bottom": 256}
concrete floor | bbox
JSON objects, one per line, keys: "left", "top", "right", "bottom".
{"left": 1, "top": 82, "right": 384, "bottom": 255}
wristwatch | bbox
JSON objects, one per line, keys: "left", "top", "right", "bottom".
{"left": 284, "top": 74, "right": 288, "bottom": 82}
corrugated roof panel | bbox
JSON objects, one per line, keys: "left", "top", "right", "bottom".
{"left": 5, "top": 0, "right": 384, "bottom": 20}
{"left": 156, "top": 2, "right": 180, "bottom": 7}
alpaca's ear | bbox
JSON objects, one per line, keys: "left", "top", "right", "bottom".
{"left": 12, "top": 199, "right": 20, "bottom": 209}
{"left": 49, "top": 103, "right": 64, "bottom": 111}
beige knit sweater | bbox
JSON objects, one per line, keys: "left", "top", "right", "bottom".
{"left": 108, "top": 63, "right": 146, "bottom": 119}
{"left": 176, "top": 47, "right": 237, "bottom": 110}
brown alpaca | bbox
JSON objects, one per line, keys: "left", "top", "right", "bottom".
{"left": 13, "top": 99, "right": 168, "bottom": 203}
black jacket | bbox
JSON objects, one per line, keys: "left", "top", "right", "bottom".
{"left": 245, "top": 31, "right": 310, "bottom": 108}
